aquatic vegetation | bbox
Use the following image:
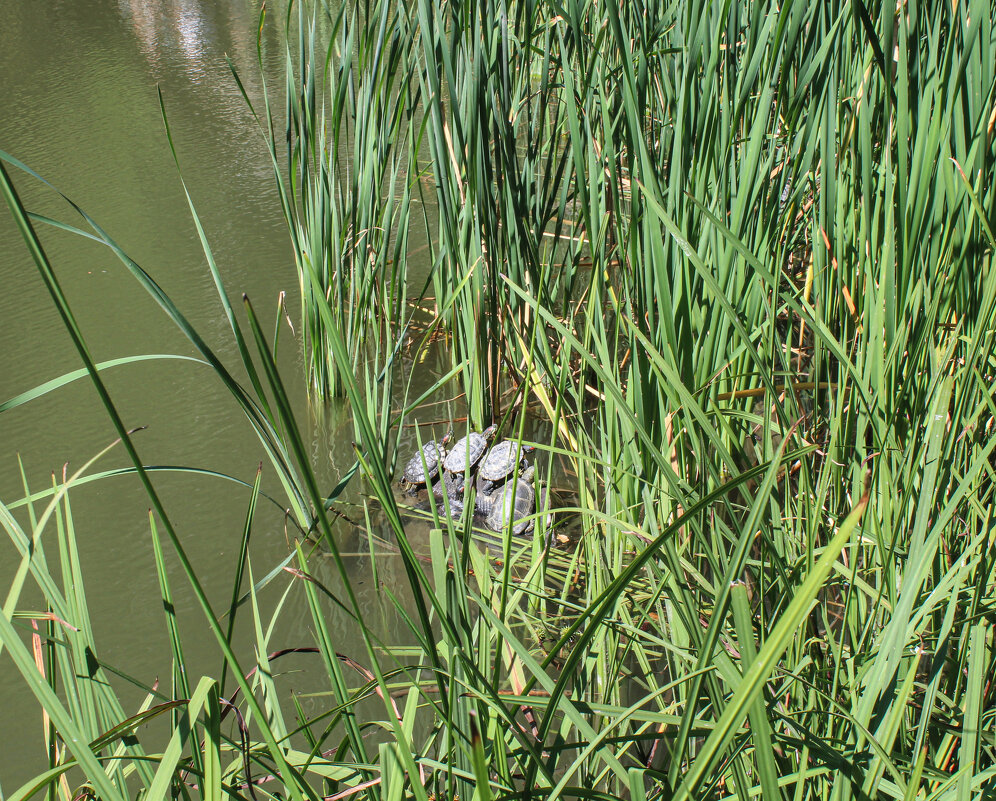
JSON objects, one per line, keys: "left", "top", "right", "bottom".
{"left": 238, "top": 0, "right": 419, "bottom": 400}
{"left": 2, "top": 0, "right": 996, "bottom": 798}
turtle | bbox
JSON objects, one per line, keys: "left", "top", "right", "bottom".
{"left": 473, "top": 478, "right": 499, "bottom": 515}
{"left": 424, "top": 487, "right": 465, "bottom": 521}
{"left": 474, "top": 442, "right": 535, "bottom": 514}
{"left": 476, "top": 440, "right": 537, "bottom": 496}
{"left": 431, "top": 468, "right": 465, "bottom": 501}
{"left": 442, "top": 424, "right": 498, "bottom": 482}
{"left": 485, "top": 465, "right": 536, "bottom": 535}
{"left": 400, "top": 430, "right": 452, "bottom": 495}
{"left": 443, "top": 495, "right": 466, "bottom": 520}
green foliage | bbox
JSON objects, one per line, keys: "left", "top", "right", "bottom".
{"left": 236, "top": 0, "right": 418, "bottom": 400}
{"left": 2, "top": 0, "right": 996, "bottom": 798}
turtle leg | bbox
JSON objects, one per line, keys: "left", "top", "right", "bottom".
{"left": 474, "top": 487, "right": 494, "bottom": 515}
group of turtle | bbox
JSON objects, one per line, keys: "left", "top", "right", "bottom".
{"left": 400, "top": 424, "right": 548, "bottom": 535}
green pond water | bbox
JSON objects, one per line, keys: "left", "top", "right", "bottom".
{"left": 0, "top": 0, "right": 443, "bottom": 786}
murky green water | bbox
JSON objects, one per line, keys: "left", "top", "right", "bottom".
{"left": 0, "top": 0, "right": 436, "bottom": 787}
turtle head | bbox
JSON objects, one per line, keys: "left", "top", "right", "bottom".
{"left": 441, "top": 427, "right": 455, "bottom": 447}
{"left": 482, "top": 423, "right": 499, "bottom": 440}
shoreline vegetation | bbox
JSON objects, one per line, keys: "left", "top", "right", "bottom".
{"left": 2, "top": 0, "right": 996, "bottom": 799}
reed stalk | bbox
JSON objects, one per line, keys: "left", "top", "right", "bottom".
{"left": 2, "top": 0, "right": 995, "bottom": 797}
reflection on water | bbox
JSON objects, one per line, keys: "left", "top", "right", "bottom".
{"left": 0, "top": 0, "right": 509, "bottom": 792}
{"left": 121, "top": 0, "right": 263, "bottom": 86}
{"left": 0, "top": 0, "right": 350, "bottom": 791}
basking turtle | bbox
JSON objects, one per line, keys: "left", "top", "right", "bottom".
{"left": 476, "top": 440, "right": 536, "bottom": 496}
{"left": 424, "top": 487, "right": 465, "bottom": 520}
{"left": 442, "top": 424, "right": 497, "bottom": 483}
{"left": 473, "top": 478, "right": 498, "bottom": 515}
{"left": 443, "top": 495, "right": 465, "bottom": 520}
{"left": 485, "top": 465, "right": 536, "bottom": 535}
{"left": 400, "top": 430, "right": 452, "bottom": 495}
{"left": 474, "top": 442, "right": 535, "bottom": 514}
{"left": 431, "top": 469, "right": 465, "bottom": 500}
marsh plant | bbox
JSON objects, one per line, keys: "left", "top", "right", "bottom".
{"left": 239, "top": 0, "right": 419, "bottom": 399}
{"left": 2, "top": 0, "right": 996, "bottom": 799}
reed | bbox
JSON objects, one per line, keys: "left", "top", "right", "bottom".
{"left": 2, "top": 0, "right": 995, "bottom": 798}
{"left": 235, "top": 0, "right": 418, "bottom": 399}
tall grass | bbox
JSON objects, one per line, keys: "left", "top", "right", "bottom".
{"left": 2, "top": 0, "right": 996, "bottom": 798}
{"left": 237, "top": 0, "right": 418, "bottom": 399}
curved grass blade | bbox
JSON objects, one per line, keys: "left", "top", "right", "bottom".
{"left": 672, "top": 485, "right": 870, "bottom": 801}
{"left": 0, "top": 355, "right": 207, "bottom": 413}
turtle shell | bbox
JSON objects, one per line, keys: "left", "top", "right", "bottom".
{"left": 403, "top": 440, "right": 447, "bottom": 484}
{"left": 479, "top": 441, "right": 536, "bottom": 482}
{"left": 485, "top": 466, "right": 536, "bottom": 535}
{"left": 443, "top": 424, "right": 497, "bottom": 474}
{"left": 426, "top": 482, "right": 465, "bottom": 519}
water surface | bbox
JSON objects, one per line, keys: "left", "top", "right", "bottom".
{"left": 0, "top": 0, "right": 409, "bottom": 786}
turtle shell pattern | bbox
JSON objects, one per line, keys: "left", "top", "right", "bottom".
{"left": 443, "top": 424, "right": 497, "bottom": 474}
{"left": 426, "top": 486, "right": 465, "bottom": 520}
{"left": 478, "top": 441, "right": 535, "bottom": 482}
{"left": 432, "top": 470, "right": 465, "bottom": 500}
{"left": 474, "top": 471, "right": 498, "bottom": 514}
{"left": 485, "top": 466, "right": 536, "bottom": 535}
{"left": 403, "top": 440, "right": 447, "bottom": 484}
